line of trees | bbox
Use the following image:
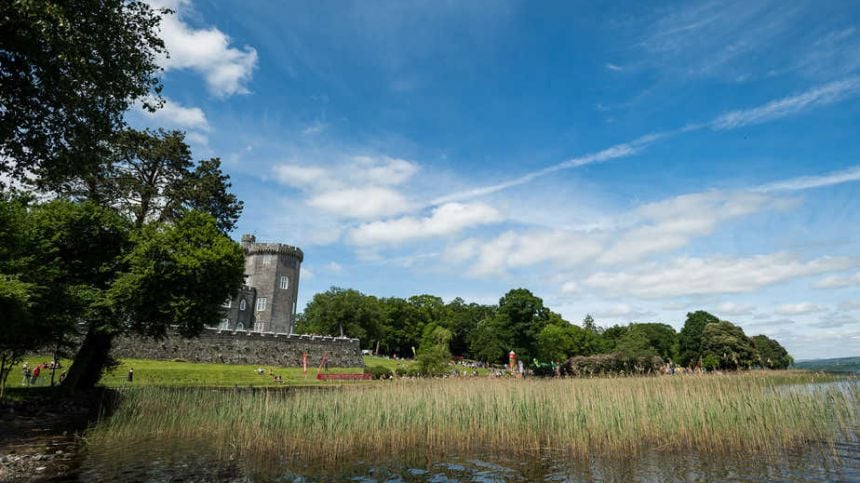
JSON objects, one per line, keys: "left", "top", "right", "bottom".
{"left": 1, "top": 1, "right": 247, "bottom": 396}
{"left": 298, "top": 288, "right": 794, "bottom": 371}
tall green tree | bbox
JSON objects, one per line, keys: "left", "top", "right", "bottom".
{"left": 60, "top": 129, "right": 243, "bottom": 233}
{"left": 298, "top": 287, "right": 384, "bottom": 349}
{"left": 678, "top": 310, "right": 720, "bottom": 366}
{"left": 0, "top": 0, "right": 165, "bottom": 188}
{"left": 444, "top": 297, "right": 495, "bottom": 358}
{"left": 535, "top": 323, "right": 600, "bottom": 362}
{"left": 627, "top": 323, "right": 678, "bottom": 361}
{"left": 492, "top": 288, "right": 557, "bottom": 361}
{"left": 469, "top": 317, "right": 510, "bottom": 363}
{"left": 700, "top": 320, "right": 757, "bottom": 370}
{"left": 751, "top": 335, "right": 793, "bottom": 369}
{"left": 57, "top": 208, "right": 244, "bottom": 391}
{"left": 416, "top": 324, "right": 452, "bottom": 375}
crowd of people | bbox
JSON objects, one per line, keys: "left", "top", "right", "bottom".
{"left": 20, "top": 360, "right": 65, "bottom": 386}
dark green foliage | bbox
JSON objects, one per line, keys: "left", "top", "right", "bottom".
{"left": 298, "top": 287, "right": 384, "bottom": 349}
{"left": 601, "top": 324, "right": 629, "bottom": 352}
{"left": 535, "top": 323, "right": 602, "bottom": 362}
{"left": 61, "top": 129, "right": 242, "bottom": 233}
{"left": 363, "top": 365, "right": 393, "bottom": 380}
{"left": 441, "top": 297, "right": 493, "bottom": 357}
{"left": 469, "top": 317, "right": 510, "bottom": 363}
{"left": 0, "top": 0, "right": 165, "bottom": 187}
{"left": 109, "top": 212, "right": 245, "bottom": 339}
{"left": 562, "top": 353, "right": 664, "bottom": 376}
{"left": 416, "top": 324, "right": 452, "bottom": 376}
{"left": 678, "top": 310, "right": 720, "bottom": 366}
{"left": 751, "top": 335, "right": 793, "bottom": 369}
{"left": 700, "top": 321, "right": 758, "bottom": 370}
{"left": 627, "top": 323, "right": 678, "bottom": 361}
{"left": 489, "top": 288, "right": 557, "bottom": 362}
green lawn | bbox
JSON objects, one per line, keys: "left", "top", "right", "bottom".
{"left": 8, "top": 355, "right": 417, "bottom": 389}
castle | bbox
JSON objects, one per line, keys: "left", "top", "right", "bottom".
{"left": 113, "top": 234, "right": 363, "bottom": 367}
{"left": 217, "top": 234, "right": 303, "bottom": 334}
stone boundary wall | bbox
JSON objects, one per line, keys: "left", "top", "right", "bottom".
{"left": 111, "top": 329, "right": 363, "bottom": 368}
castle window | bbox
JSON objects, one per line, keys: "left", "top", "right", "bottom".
{"left": 237, "top": 323, "right": 244, "bottom": 330}
{"left": 222, "top": 299, "right": 231, "bottom": 308}
{"left": 256, "top": 297, "right": 267, "bottom": 312}
{"left": 220, "top": 319, "right": 229, "bottom": 330}
{"left": 239, "top": 299, "right": 247, "bottom": 311}
{"left": 279, "top": 276, "right": 289, "bottom": 290}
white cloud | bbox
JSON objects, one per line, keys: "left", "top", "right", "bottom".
{"left": 460, "top": 229, "right": 607, "bottom": 277}
{"left": 598, "top": 191, "right": 772, "bottom": 264}
{"left": 272, "top": 164, "right": 329, "bottom": 188}
{"left": 308, "top": 187, "right": 411, "bottom": 219}
{"left": 302, "top": 121, "right": 328, "bottom": 136}
{"left": 838, "top": 300, "right": 860, "bottom": 311}
{"left": 272, "top": 155, "right": 421, "bottom": 220}
{"left": 592, "top": 304, "right": 655, "bottom": 320}
{"left": 712, "top": 77, "right": 860, "bottom": 130}
{"left": 813, "top": 312, "right": 860, "bottom": 329}
{"left": 560, "top": 281, "right": 579, "bottom": 295}
{"left": 585, "top": 253, "right": 856, "bottom": 299}
{"left": 775, "top": 302, "right": 824, "bottom": 316}
{"left": 324, "top": 261, "right": 344, "bottom": 273}
{"left": 713, "top": 301, "right": 754, "bottom": 316}
{"left": 812, "top": 271, "right": 860, "bottom": 288}
{"left": 605, "top": 63, "right": 624, "bottom": 71}
{"left": 348, "top": 202, "right": 502, "bottom": 245}
{"left": 429, "top": 80, "right": 860, "bottom": 205}
{"left": 136, "top": 96, "right": 210, "bottom": 131}
{"left": 150, "top": 0, "right": 258, "bottom": 96}
{"left": 754, "top": 165, "right": 860, "bottom": 192}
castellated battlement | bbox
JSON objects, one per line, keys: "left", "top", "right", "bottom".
{"left": 244, "top": 243, "right": 304, "bottom": 261}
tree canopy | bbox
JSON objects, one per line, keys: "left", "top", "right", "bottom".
{"left": 678, "top": 310, "right": 720, "bottom": 366}
{"left": 1, "top": 0, "right": 165, "bottom": 187}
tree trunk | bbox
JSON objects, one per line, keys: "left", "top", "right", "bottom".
{"left": 62, "top": 328, "right": 114, "bottom": 393}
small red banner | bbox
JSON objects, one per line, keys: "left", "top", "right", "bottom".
{"left": 316, "top": 373, "right": 372, "bottom": 381}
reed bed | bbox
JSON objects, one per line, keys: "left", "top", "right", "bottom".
{"left": 86, "top": 372, "right": 857, "bottom": 468}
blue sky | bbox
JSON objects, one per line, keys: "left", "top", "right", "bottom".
{"left": 131, "top": 0, "right": 860, "bottom": 360}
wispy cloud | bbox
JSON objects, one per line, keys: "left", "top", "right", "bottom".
{"left": 753, "top": 164, "right": 860, "bottom": 192}
{"left": 584, "top": 253, "right": 856, "bottom": 299}
{"left": 430, "top": 79, "right": 860, "bottom": 205}
{"left": 775, "top": 302, "right": 824, "bottom": 316}
{"left": 813, "top": 272, "right": 860, "bottom": 289}
{"left": 711, "top": 77, "right": 860, "bottom": 130}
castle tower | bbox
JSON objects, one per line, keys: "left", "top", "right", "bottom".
{"left": 240, "top": 234, "right": 303, "bottom": 333}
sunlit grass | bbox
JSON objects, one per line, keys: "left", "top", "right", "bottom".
{"left": 85, "top": 371, "right": 858, "bottom": 470}
{"left": 9, "top": 355, "right": 398, "bottom": 389}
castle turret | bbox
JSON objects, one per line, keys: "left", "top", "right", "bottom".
{"left": 242, "top": 237, "right": 303, "bottom": 333}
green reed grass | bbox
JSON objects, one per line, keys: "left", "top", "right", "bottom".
{"left": 86, "top": 372, "right": 857, "bottom": 468}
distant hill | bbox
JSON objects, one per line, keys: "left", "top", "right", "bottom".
{"left": 794, "top": 356, "right": 860, "bottom": 374}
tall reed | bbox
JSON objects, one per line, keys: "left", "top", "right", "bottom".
{"left": 86, "top": 372, "right": 857, "bottom": 468}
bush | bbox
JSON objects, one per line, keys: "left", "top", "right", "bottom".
{"left": 363, "top": 365, "right": 393, "bottom": 380}
{"left": 562, "top": 353, "right": 663, "bottom": 376}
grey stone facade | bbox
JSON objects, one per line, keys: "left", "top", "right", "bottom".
{"left": 215, "top": 234, "right": 303, "bottom": 334}
{"left": 112, "top": 328, "right": 363, "bottom": 368}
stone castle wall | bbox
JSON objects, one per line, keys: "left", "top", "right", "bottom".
{"left": 111, "top": 329, "right": 363, "bottom": 368}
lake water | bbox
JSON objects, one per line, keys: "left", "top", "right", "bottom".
{"left": 73, "top": 442, "right": 860, "bottom": 482}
